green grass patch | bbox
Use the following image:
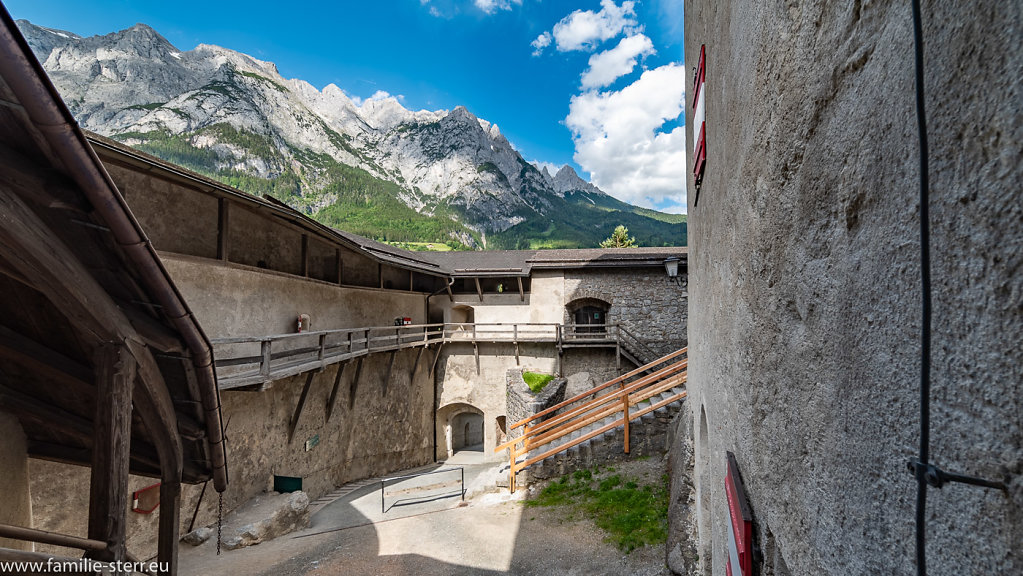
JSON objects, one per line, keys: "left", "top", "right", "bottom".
{"left": 526, "top": 466, "right": 669, "bottom": 553}
{"left": 522, "top": 371, "right": 555, "bottom": 393}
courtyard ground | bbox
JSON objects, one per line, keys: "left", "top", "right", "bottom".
{"left": 179, "top": 454, "right": 670, "bottom": 576}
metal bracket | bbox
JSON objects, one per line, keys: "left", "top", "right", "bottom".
{"left": 907, "top": 460, "right": 1006, "bottom": 491}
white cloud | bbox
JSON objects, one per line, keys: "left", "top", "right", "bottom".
{"left": 580, "top": 34, "right": 654, "bottom": 89}
{"left": 531, "top": 32, "right": 552, "bottom": 56}
{"left": 350, "top": 90, "right": 403, "bottom": 106}
{"left": 552, "top": 0, "right": 638, "bottom": 52}
{"left": 475, "top": 0, "right": 522, "bottom": 15}
{"left": 566, "top": 64, "right": 687, "bottom": 210}
{"left": 530, "top": 160, "right": 562, "bottom": 175}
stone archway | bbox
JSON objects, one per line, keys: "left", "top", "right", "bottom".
{"left": 436, "top": 402, "right": 485, "bottom": 460}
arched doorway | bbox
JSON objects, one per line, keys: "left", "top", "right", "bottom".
{"left": 453, "top": 411, "right": 484, "bottom": 450}
{"left": 436, "top": 402, "right": 486, "bottom": 461}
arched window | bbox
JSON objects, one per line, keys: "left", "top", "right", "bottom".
{"left": 566, "top": 298, "right": 611, "bottom": 335}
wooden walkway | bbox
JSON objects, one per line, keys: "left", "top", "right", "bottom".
{"left": 211, "top": 323, "right": 655, "bottom": 390}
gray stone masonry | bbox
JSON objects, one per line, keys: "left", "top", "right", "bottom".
{"left": 506, "top": 369, "right": 566, "bottom": 429}
{"left": 565, "top": 267, "right": 688, "bottom": 358}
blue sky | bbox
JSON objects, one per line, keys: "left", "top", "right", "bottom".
{"left": 6, "top": 0, "right": 687, "bottom": 212}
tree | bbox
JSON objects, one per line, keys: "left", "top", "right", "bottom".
{"left": 599, "top": 225, "right": 637, "bottom": 248}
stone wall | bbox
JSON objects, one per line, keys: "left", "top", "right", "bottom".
{"left": 679, "top": 2, "right": 1022, "bottom": 575}
{"left": 30, "top": 347, "right": 434, "bottom": 560}
{"left": 505, "top": 369, "right": 566, "bottom": 429}
{"left": 564, "top": 267, "right": 688, "bottom": 357}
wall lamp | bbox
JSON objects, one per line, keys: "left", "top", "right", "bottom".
{"left": 664, "top": 257, "right": 683, "bottom": 286}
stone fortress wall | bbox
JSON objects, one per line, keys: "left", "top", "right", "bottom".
{"left": 671, "top": 2, "right": 1022, "bottom": 575}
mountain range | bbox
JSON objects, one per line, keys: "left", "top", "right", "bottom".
{"left": 17, "top": 20, "right": 685, "bottom": 249}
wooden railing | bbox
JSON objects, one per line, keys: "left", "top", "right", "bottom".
{"left": 494, "top": 347, "right": 688, "bottom": 492}
{"left": 210, "top": 322, "right": 663, "bottom": 390}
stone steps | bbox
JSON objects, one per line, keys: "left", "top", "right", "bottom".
{"left": 497, "top": 386, "right": 686, "bottom": 487}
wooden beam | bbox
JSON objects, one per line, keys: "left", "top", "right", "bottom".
{"left": 0, "top": 143, "right": 87, "bottom": 212}
{"left": 288, "top": 372, "right": 316, "bottom": 444}
{"left": 336, "top": 248, "right": 343, "bottom": 285}
{"left": 474, "top": 277, "right": 483, "bottom": 302}
{"left": 120, "top": 306, "right": 186, "bottom": 353}
{"left": 158, "top": 481, "right": 181, "bottom": 574}
{"left": 383, "top": 350, "right": 396, "bottom": 396}
{"left": 378, "top": 263, "right": 384, "bottom": 289}
{"left": 217, "top": 198, "right": 230, "bottom": 261}
{"left": 348, "top": 357, "right": 364, "bottom": 409}
{"left": 445, "top": 281, "right": 454, "bottom": 302}
{"left": 0, "top": 523, "right": 107, "bottom": 552}
{"left": 87, "top": 345, "right": 135, "bottom": 564}
{"left": 325, "top": 361, "right": 347, "bottom": 422}
{"left": 0, "top": 383, "right": 94, "bottom": 442}
{"left": 0, "top": 324, "right": 92, "bottom": 388}
{"left": 0, "top": 183, "right": 133, "bottom": 341}
{"left": 517, "top": 277, "right": 524, "bottom": 302}
{"left": 429, "top": 344, "right": 444, "bottom": 379}
{"left": 301, "top": 234, "right": 309, "bottom": 277}
{"left": 411, "top": 347, "right": 425, "bottom": 380}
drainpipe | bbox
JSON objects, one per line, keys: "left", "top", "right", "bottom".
{"left": 425, "top": 277, "right": 453, "bottom": 463}
{"left": 0, "top": 11, "right": 228, "bottom": 492}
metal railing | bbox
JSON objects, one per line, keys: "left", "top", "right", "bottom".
{"left": 211, "top": 322, "right": 661, "bottom": 389}
{"left": 380, "top": 467, "right": 464, "bottom": 513}
{"left": 494, "top": 347, "right": 688, "bottom": 492}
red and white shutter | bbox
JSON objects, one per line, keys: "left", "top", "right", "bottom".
{"left": 693, "top": 45, "right": 707, "bottom": 193}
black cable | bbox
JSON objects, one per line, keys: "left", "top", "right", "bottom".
{"left": 910, "top": 1, "right": 932, "bottom": 575}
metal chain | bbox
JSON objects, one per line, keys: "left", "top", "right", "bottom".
{"left": 217, "top": 491, "right": 223, "bottom": 556}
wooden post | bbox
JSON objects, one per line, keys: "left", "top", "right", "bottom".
{"left": 318, "top": 333, "right": 327, "bottom": 369}
{"left": 474, "top": 277, "right": 483, "bottom": 302}
{"left": 336, "top": 248, "right": 343, "bottom": 285}
{"left": 158, "top": 480, "right": 181, "bottom": 574}
{"left": 622, "top": 390, "right": 631, "bottom": 454}
{"left": 301, "top": 234, "right": 309, "bottom": 278}
{"left": 260, "top": 340, "right": 272, "bottom": 380}
{"left": 217, "top": 198, "right": 230, "bottom": 261}
{"left": 87, "top": 345, "right": 135, "bottom": 566}
{"left": 517, "top": 277, "right": 524, "bottom": 302}
{"left": 364, "top": 329, "right": 371, "bottom": 352}
{"left": 509, "top": 448, "right": 516, "bottom": 493}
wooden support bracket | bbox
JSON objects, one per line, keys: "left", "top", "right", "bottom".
{"left": 325, "top": 362, "right": 347, "bottom": 422}
{"left": 474, "top": 277, "right": 483, "bottom": 302}
{"left": 517, "top": 277, "right": 524, "bottom": 302}
{"left": 349, "top": 357, "right": 364, "bottom": 409}
{"left": 411, "top": 346, "right": 425, "bottom": 380}
{"left": 288, "top": 372, "right": 316, "bottom": 444}
{"left": 429, "top": 344, "right": 444, "bottom": 379}
{"left": 383, "top": 350, "right": 397, "bottom": 396}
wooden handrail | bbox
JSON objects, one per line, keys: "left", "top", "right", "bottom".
{"left": 497, "top": 346, "right": 689, "bottom": 493}
{"left": 494, "top": 362, "right": 687, "bottom": 453}
{"left": 0, "top": 522, "right": 107, "bottom": 552}
{"left": 509, "top": 346, "right": 688, "bottom": 430}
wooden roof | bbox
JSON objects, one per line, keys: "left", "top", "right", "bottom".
{"left": 0, "top": 9, "right": 227, "bottom": 489}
